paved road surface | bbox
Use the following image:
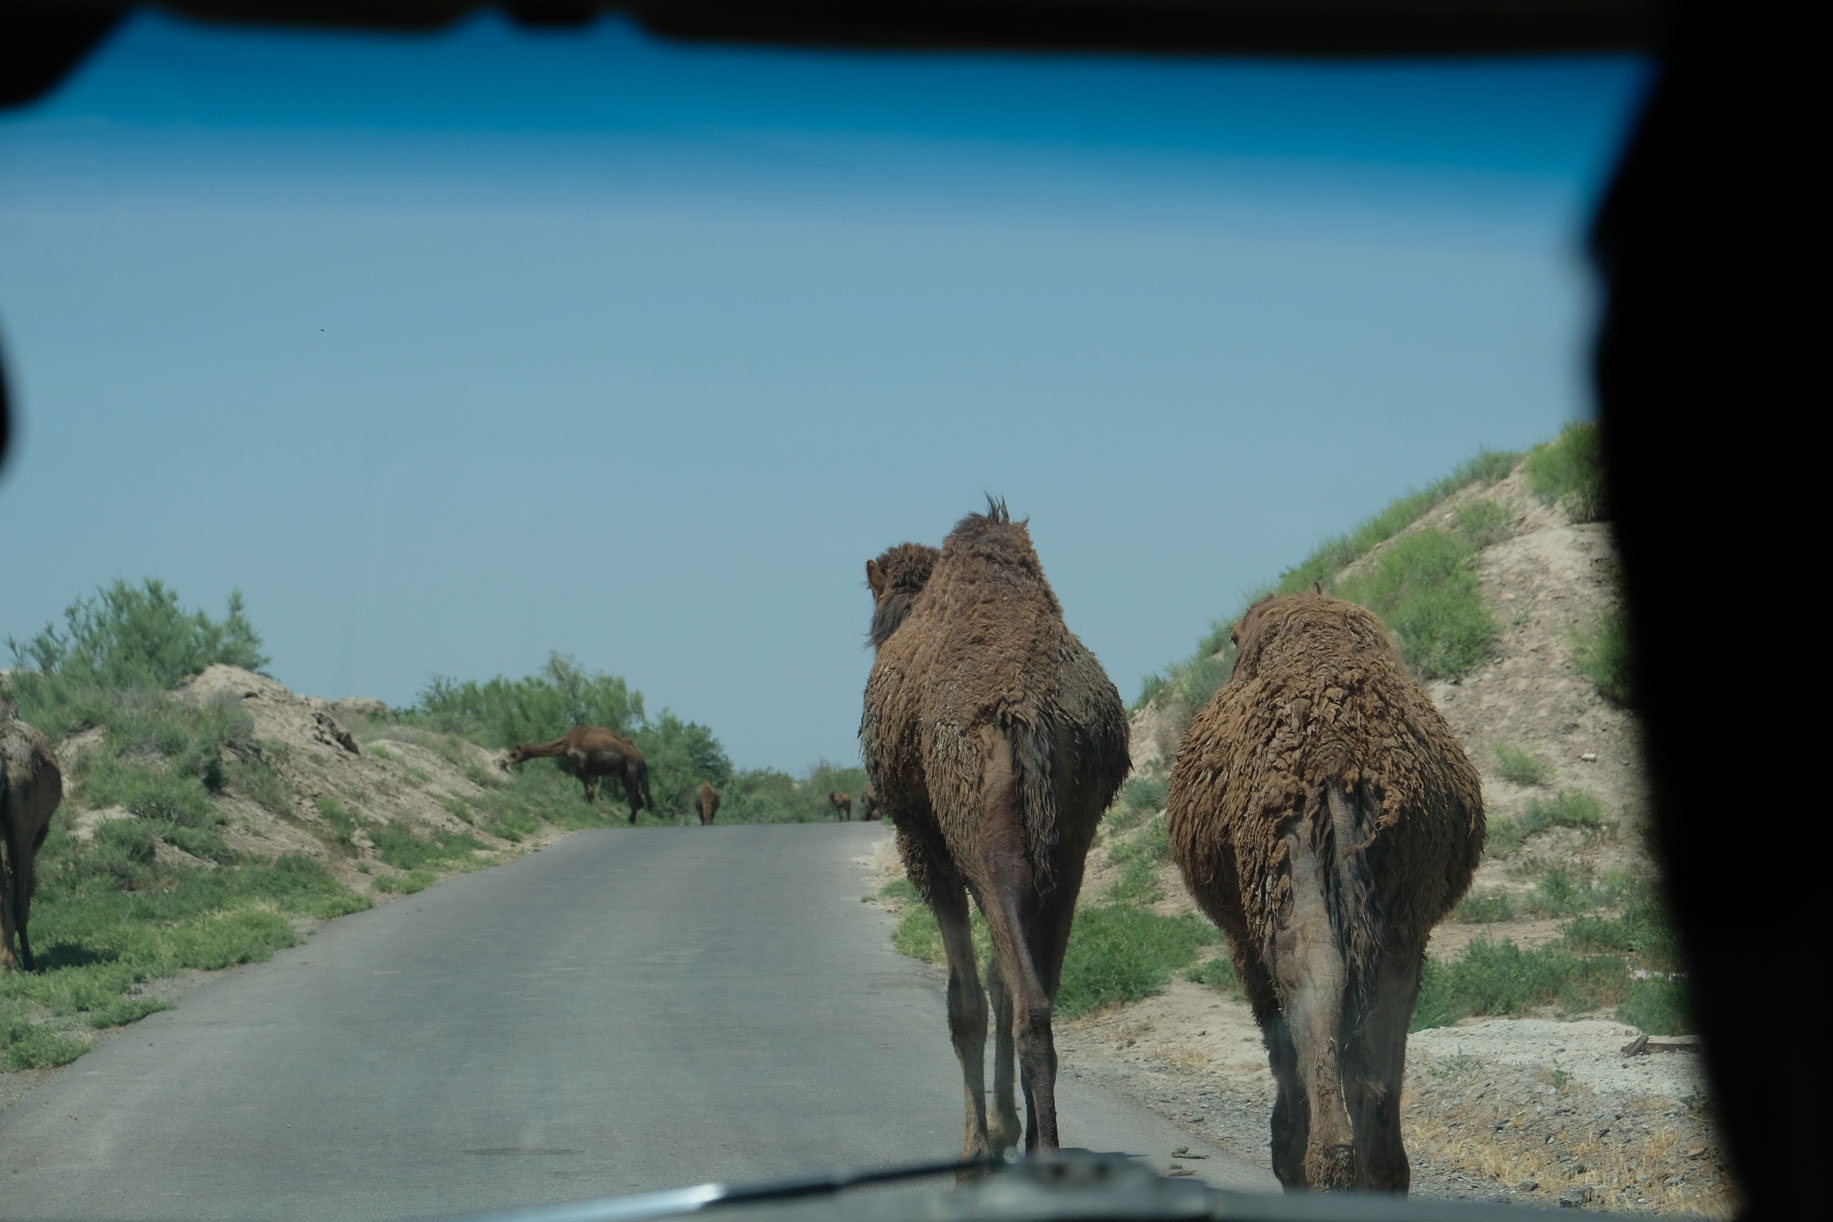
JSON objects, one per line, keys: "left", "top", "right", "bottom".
{"left": 1, "top": 824, "right": 1274, "bottom": 1219}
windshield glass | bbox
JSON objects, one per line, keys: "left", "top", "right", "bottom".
{"left": 2, "top": 13, "right": 1720, "bottom": 1219}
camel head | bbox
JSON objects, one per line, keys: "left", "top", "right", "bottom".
{"left": 864, "top": 542, "right": 940, "bottom": 649}
{"left": 499, "top": 745, "right": 529, "bottom": 771}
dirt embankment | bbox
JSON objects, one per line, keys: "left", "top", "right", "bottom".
{"left": 64, "top": 665, "right": 571, "bottom": 897}
{"left": 1057, "top": 465, "right": 1730, "bottom": 1213}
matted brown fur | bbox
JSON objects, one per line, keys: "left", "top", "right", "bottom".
{"left": 860, "top": 784, "right": 883, "bottom": 821}
{"left": 1168, "top": 592, "right": 1482, "bottom": 1192}
{"left": 828, "top": 791, "right": 853, "bottom": 821}
{"left": 2, "top": 704, "right": 62, "bottom": 973}
{"left": 694, "top": 781, "right": 720, "bottom": 826}
{"left": 500, "top": 725, "right": 651, "bottom": 823}
{"left": 860, "top": 499, "right": 1128, "bottom": 1162}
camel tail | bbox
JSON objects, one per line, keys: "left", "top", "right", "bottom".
{"left": 1324, "top": 782, "right": 1382, "bottom": 1021}
{"left": 1007, "top": 715, "right": 1061, "bottom": 894}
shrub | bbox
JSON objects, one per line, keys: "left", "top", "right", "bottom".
{"left": 1523, "top": 420, "right": 1607, "bottom": 522}
{"left": 4, "top": 581, "right": 268, "bottom": 739}
{"left": 1572, "top": 607, "right": 1634, "bottom": 705}
{"left": 408, "top": 653, "right": 643, "bottom": 749}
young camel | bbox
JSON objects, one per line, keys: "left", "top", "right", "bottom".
{"left": 827, "top": 791, "right": 853, "bottom": 822}
{"left": 694, "top": 782, "right": 720, "bottom": 826}
{"left": 861, "top": 500, "right": 1129, "bottom": 1163}
{"left": 2, "top": 704, "right": 63, "bottom": 973}
{"left": 500, "top": 726, "right": 651, "bottom": 824}
{"left": 1168, "top": 593, "right": 1483, "bottom": 1192}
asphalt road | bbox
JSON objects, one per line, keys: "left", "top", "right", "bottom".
{"left": 1, "top": 823, "right": 1274, "bottom": 1220}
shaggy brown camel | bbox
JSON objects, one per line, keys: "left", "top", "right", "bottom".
{"left": 1167, "top": 592, "right": 1483, "bottom": 1193}
{"left": 861, "top": 500, "right": 1129, "bottom": 1163}
{"left": 2, "top": 704, "right": 62, "bottom": 973}
{"left": 827, "top": 791, "right": 853, "bottom": 822}
{"left": 694, "top": 781, "right": 720, "bottom": 826}
{"left": 860, "top": 784, "right": 883, "bottom": 821}
{"left": 500, "top": 725, "right": 651, "bottom": 824}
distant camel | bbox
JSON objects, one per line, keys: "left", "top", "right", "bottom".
{"left": 1168, "top": 592, "right": 1484, "bottom": 1192}
{"left": 500, "top": 726, "right": 651, "bottom": 824}
{"left": 861, "top": 500, "right": 1129, "bottom": 1162}
{"left": 2, "top": 704, "right": 62, "bottom": 973}
{"left": 828, "top": 791, "right": 853, "bottom": 821}
{"left": 694, "top": 782, "right": 720, "bottom": 826}
{"left": 860, "top": 784, "right": 883, "bottom": 821}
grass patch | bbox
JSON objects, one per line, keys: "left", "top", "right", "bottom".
{"left": 878, "top": 877, "right": 920, "bottom": 904}
{"left": 1108, "top": 773, "right": 1168, "bottom": 834}
{"left": 315, "top": 797, "right": 360, "bottom": 855}
{"left": 1571, "top": 607, "right": 1633, "bottom": 705}
{"left": 1336, "top": 529, "right": 1495, "bottom": 680}
{"left": 1412, "top": 938, "right": 1630, "bottom": 1030}
{"left": 365, "top": 820, "right": 483, "bottom": 874}
{"left": 1523, "top": 420, "right": 1606, "bottom": 522}
{"left": 1105, "top": 813, "right": 1171, "bottom": 903}
{"left": 1057, "top": 907, "right": 1219, "bottom": 1018}
{"left": 1491, "top": 742, "right": 1553, "bottom": 787}
{"left": 1454, "top": 498, "right": 1515, "bottom": 547}
{"left": 1, "top": 842, "right": 369, "bottom": 1068}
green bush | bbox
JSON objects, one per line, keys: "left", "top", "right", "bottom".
{"left": 1492, "top": 742, "right": 1553, "bottom": 786}
{"left": 1616, "top": 975, "right": 1691, "bottom": 1035}
{"left": 1571, "top": 608, "right": 1633, "bottom": 705}
{"left": 6, "top": 579, "right": 267, "bottom": 699}
{"left": 1523, "top": 420, "right": 1607, "bottom": 522}
{"left": 1336, "top": 529, "right": 1495, "bottom": 679}
{"left": 407, "top": 653, "right": 644, "bottom": 749}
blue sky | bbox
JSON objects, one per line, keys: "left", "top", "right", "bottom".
{"left": 0, "top": 13, "right": 1648, "bottom": 771}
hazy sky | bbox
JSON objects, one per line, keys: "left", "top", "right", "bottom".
{"left": 0, "top": 13, "right": 1648, "bottom": 771}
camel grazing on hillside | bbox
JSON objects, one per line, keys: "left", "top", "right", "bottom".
{"left": 860, "top": 784, "right": 882, "bottom": 821}
{"left": 828, "top": 791, "right": 852, "bottom": 822}
{"left": 2, "top": 704, "right": 62, "bottom": 973}
{"left": 500, "top": 726, "right": 651, "bottom": 824}
{"left": 694, "top": 782, "right": 720, "bottom": 826}
{"left": 1167, "top": 592, "right": 1483, "bottom": 1193}
{"left": 861, "top": 500, "right": 1129, "bottom": 1163}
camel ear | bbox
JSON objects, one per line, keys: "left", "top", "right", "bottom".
{"left": 866, "top": 559, "right": 888, "bottom": 598}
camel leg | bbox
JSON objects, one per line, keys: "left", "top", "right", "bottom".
{"left": 1274, "top": 825, "right": 1356, "bottom": 1190}
{"left": 985, "top": 955, "right": 1022, "bottom": 1152}
{"left": 1345, "top": 948, "right": 1422, "bottom": 1192}
{"left": 0, "top": 845, "right": 16, "bottom": 973}
{"left": 976, "top": 809, "right": 1059, "bottom": 1151}
{"left": 931, "top": 880, "right": 993, "bottom": 1169}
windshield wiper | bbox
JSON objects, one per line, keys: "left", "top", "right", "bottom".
{"left": 446, "top": 1148, "right": 1653, "bottom": 1222}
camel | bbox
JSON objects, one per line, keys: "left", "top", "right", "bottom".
{"left": 1167, "top": 592, "right": 1484, "bottom": 1193}
{"left": 2, "top": 704, "right": 62, "bottom": 973}
{"left": 500, "top": 725, "right": 651, "bottom": 824}
{"left": 828, "top": 791, "right": 852, "bottom": 822}
{"left": 694, "top": 781, "right": 720, "bottom": 826}
{"left": 860, "top": 500, "right": 1129, "bottom": 1164}
{"left": 860, "top": 784, "right": 883, "bottom": 821}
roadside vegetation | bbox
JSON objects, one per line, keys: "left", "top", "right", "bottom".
{"left": 3, "top": 577, "right": 867, "bottom": 1072}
